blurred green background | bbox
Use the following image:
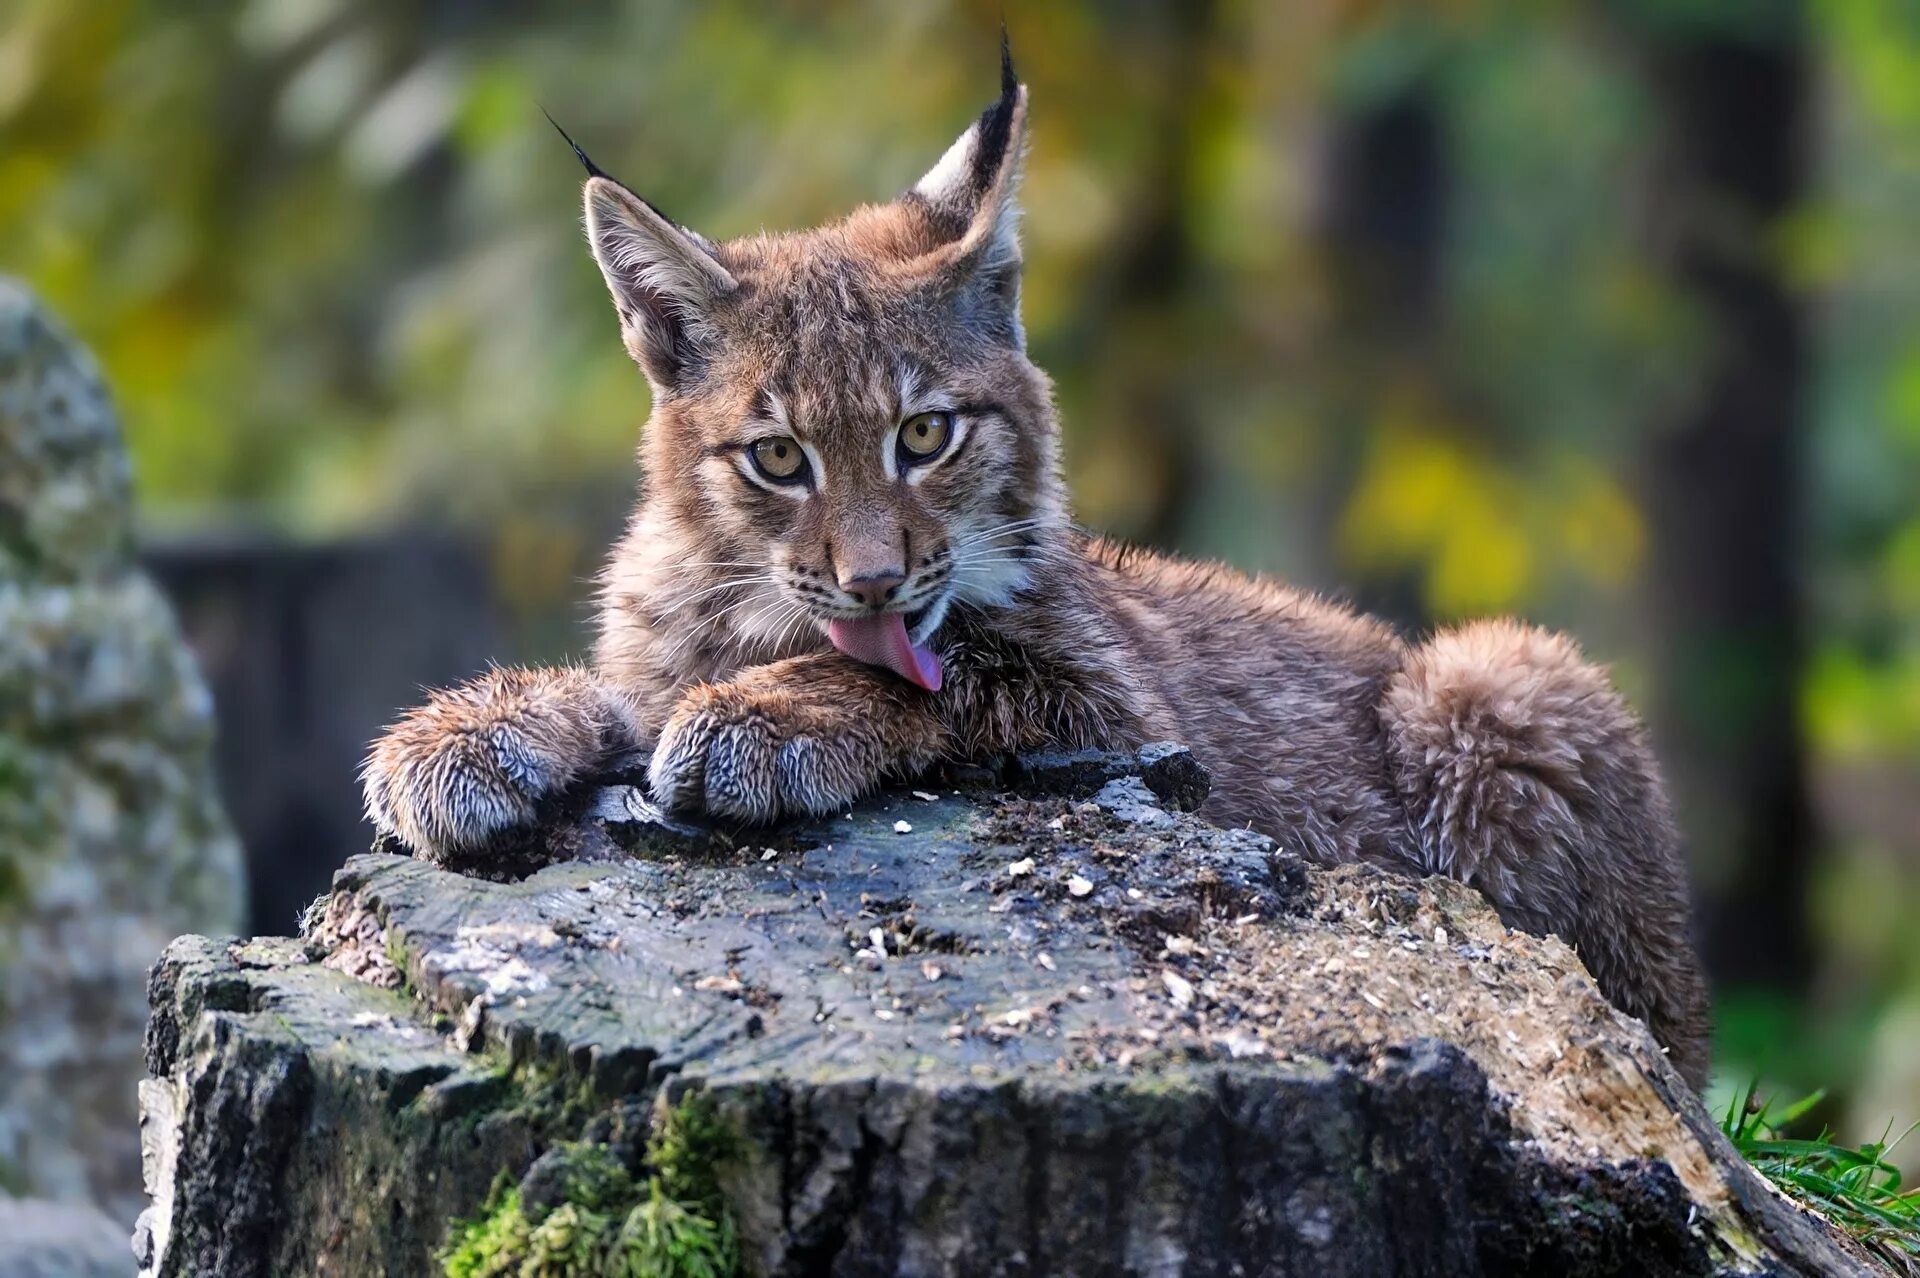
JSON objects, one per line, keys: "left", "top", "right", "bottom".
{"left": 3, "top": 0, "right": 1916, "bottom": 1155}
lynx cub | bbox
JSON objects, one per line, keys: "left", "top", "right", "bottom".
{"left": 363, "top": 56, "right": 1710, "bottom": 1084}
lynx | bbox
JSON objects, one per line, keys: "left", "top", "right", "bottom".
{"left": 363, "top": 55, "right": 1711, "bottom": 1084}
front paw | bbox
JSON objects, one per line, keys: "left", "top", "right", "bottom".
{"left": 648, "top": 685, "right": 884, "bottom": 823}
{"left": 361, "top": 668, "right": 621, "bottom": 861}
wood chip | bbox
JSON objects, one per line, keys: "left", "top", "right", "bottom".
{"left": 1162, "top": 970, "right": 1195, "bottom": 1008}
{"left": 1008, "top": 857, "right": 1035, "bottom": 877}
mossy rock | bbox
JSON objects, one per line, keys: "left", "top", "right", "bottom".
{"left": 0, "top": 277, "right": 244, "bottom": 1226}
{"left": 138, "top": 748, "right": 1869, "bottom": 1276}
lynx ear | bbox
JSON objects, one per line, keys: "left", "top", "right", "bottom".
{"left": 583, "top": 175, "right": 737, "bottom": 390}
{"left": 910, "top": 45, "right": 1028, "bottom": 344}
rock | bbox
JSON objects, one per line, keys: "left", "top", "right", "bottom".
{"left": 138, "top": 746, "right": 1872, "bottom": 1277}
{"left": 0, "top": 279, "right": 246, "bottom": 1227}
{"left": 0, "top": 1195, "right": 132, "bottom": 1278}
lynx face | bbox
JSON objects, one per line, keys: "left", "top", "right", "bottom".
{"left": 580, "top": 59, "right": 1062, "bottom": 690}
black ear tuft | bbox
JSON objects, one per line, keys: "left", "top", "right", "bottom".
{"left": 542, "top": 107, "right": 609, "bottom": 181}
{"left": 968, "top": 37, "right": 1021, "bottom": 203}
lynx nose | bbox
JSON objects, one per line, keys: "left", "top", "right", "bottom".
{"left": 840, "top": 569, "right": 905, "bottom": 610}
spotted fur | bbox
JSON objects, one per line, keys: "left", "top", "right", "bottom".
{"left": 362, "top": 64, "right": 1710, "bottom": 1085}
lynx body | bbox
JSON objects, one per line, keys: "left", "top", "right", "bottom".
{"left": 363, "top": 60, "right": 1711, "bottom": 1085}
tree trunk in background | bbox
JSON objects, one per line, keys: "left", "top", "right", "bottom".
{"left": 1088, "top": 0, "right": 1216, "bottom": 550}
{"left": 1310, "top": 79, "right": 1450, "bottom": 631}
{"left": 1625, "top": 12, "right": 1815, "bottom": 993}
{"left": 148, "top": 535, "right": 502, "bottom": 935}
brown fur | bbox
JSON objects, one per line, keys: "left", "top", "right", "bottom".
{"left": 363, "top": 69, "right": 1711, "bottom": 1085}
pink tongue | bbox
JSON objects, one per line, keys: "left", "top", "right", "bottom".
{"left": 827, "top": 614, "right": 943, "bottom": 692}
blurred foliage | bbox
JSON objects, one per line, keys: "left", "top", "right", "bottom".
{"left": 1, "top": 0, "right": 1917, "bottom": 1155}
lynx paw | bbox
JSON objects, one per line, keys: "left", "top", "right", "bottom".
{"left": 361, "top": 667, "right": 627, "bottom": 861}
{"left": 647, "top": 684, "right": 889, "bottom": 822}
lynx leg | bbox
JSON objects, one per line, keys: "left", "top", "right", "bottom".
{"left": 1380, "top": 620, "right": 1711, "bottom": 1086}
{"left": 649, "top": 652, "right": 951, "bottom": 822}
{"left": 362, "top": 665, "right": 640, "bottom": 862}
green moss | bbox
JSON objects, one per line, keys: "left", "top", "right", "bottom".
{"left": 439, "top": 1093, "right": 741, "bottom": 1278}
{"left": 385, "top": 931, "right": 417, "bottom": 997}
{"left": 524, "top": 1202, "right": 617, "bottom": 1276}
{"left": 441, "top": 1177, "right": 533, "bottom": 1278}
{"left": 607, "top": 1181, "right": 737, "bottom": 1278}
{"left": 645, "top": 1092, "right": 737, "bottom": 1222}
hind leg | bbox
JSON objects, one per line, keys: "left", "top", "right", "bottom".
{"left": 1380, "top": 620, "right": 1711, "bottom": 1086}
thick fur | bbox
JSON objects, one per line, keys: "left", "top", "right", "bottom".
{"left": 362, "top": 70, "right": 1712, "bottom": 1085}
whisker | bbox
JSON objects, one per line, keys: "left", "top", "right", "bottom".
{"left": 959, "top": 514, "right": 1058, "bottom": 541}
{"left": 771, "top": 602, "right": 815, "bottom": 656}
{"left": 952, "top": 547, "right": 1071, "bottom": 568}
{"left": 652, "top": 574, "right": 778, "bottom": 620}
{"left": 656, "top": 588, "right": 778, "bottom": 667}
{"left": 951, "top": 527, "right": 1067, "bottom": 559}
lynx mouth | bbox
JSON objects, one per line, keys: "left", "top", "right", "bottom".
{"left": 825, "top": 602, "right": 945, "bottom": 692}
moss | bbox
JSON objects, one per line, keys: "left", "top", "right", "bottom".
{"left": 524, "top": 1202, "right": 617, "bottom": 1276}
{"left": 607, "top": 1181, "right": 737, "bottom": 1278}
{"left": 645, "top": 1092, "right": 738, "bottom": 1222}
{"left": 385, "top": 931, "right": 417, "bottom": 997}
{"left": 441, "top": 1177, "right": 533, "bottom": 1278}
{"left": 517, "top": 1058, "right": 604, "bottom": 1136}
{"left": 439, "top": 1092, "right": 741, "bottom": 1278}
{"left": 524, "top": 1144, "right": 637, "bottom": 1220}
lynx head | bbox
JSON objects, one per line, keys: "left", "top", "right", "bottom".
{"left": 577, "top": 52, "right": 1063, "bottom": 692}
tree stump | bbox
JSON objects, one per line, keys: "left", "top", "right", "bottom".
{"left": 137, "top": 747, "right": 1873, "bottom": 1276}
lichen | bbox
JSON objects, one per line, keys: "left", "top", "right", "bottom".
{"left": 439, "top": 1093, "right": 740, "bottom": 1278}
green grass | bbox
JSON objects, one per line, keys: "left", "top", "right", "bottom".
{"left": 1722, "top": 1080, "right": 1920, "bottom": 1262}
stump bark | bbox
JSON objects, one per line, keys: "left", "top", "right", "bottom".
{"left": 138, "top": 747, "right": 1875, "bottom": 1276}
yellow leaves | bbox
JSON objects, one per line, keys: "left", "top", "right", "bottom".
{"left": 1337, "top": 415, "right": 1643, "bottom": 618}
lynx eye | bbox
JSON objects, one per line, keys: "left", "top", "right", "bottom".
{"left": 748, "top": 436, "right": 807, "bottom": 483}
{"left": 899, "top": 411, "right": 954, "bottom": 463}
